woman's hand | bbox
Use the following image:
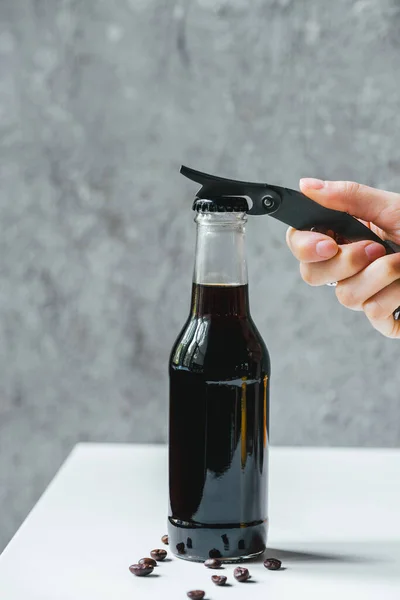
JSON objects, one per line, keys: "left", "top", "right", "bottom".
{"left": 286, "top": 178, "right": 400, "bottom": 338}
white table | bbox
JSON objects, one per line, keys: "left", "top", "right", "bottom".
{"left": 0, "top": 444, "right": 400, "bottom": 599}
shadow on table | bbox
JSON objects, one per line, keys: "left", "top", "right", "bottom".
{"left": 261, "top": 546, "right": 376, "bottom": 564}
{"left": 251, "top": 541, "right": 400, "bottom": 579}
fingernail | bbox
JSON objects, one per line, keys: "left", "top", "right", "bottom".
{"left": 316, "top": 239, "right": 337, "bottom": 258}
{"left": 365, "top": 242, "right": 386, "bottom": 261}
{"left": 300, "top": 178, "right": 325, "bottom": 190}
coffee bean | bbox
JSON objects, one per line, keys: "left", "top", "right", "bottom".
{"left": 161, "top": 534, "right": 169, "bottom": 545}
{"left": 263, "top": 557, "right": 282, "bottom": 570}
{"left": 211, "top": 575, "right": 227, "bottom": 586}
{"left": 187, "top": 591, "right": 205, "bottom": 600}
{"left": 138, "top": 557, "right": 157, "bottom": 567}
{"left": 150, "top": 549, "right": 167, "bottom": 561}
{"left": 129, "top": 563, "right": 154, "bottom": 577}
{"left": 176, "top": 542, "right": 185, "bottom": 554}
{"left": 204, "top": 558, "right": 222, "bottom": 569}
{"left": 234, "top": 566, "right": 250, "bottom": 582}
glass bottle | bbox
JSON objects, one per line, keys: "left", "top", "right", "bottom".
{"left": 168, "top": 200, "right": 270, "bottom": 562}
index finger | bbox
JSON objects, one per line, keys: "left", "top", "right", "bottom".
{"left": 299, "top": 179, "right": 400, "bottom": 235}
{"left": 286, "top": 227, "right": 339, "bottom": 263}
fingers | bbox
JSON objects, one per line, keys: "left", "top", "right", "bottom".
{"left": 334, "top": 253, "right": 400, "bottom": 311}
{"left": 288, "top": 177, "right": 400, "bottom": 338}
{"left": 286, "top": 228, "right": 338, "bottom": 263}
{"left": 363, "top": 281, "right": 400, "bottom": 321}
{"left": 299, "top": 240, "right": 386, "bottom": 287}
{"left": 364, "top": 280, "right": 400, "bottom": 338}
{"left": 334, "top": 254, "right": 400, "bottom": 339}
{"left": 366, "top": 314, "right": 400, "bottom": 339}
{"left": 299, "top": 178, "right": 400, "bottom": 236}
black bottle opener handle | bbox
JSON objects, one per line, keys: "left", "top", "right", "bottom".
{"left": 181, "top": 166, "right": 400, "bottom": 320}
{"left": 247, "top": 184, "right": 398, "bottom": 254}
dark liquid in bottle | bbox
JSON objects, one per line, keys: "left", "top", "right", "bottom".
{"left": 168, "top": 283, "right": 270, "bottom": 562}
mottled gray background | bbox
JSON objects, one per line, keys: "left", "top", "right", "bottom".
{"left": 1, "top": 0, "right": 400, "bottom": 551}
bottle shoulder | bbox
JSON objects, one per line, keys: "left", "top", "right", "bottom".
{"left": 170, "top": 314, "right": 270, "bottom": 376}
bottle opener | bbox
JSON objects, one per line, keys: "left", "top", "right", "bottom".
{"left": 180, "top": 165, "right": 400, "bottom": 320}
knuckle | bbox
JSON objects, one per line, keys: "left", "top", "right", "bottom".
{"left": 337, "top": 181, "right": 361, "bottom": 198}
{"left": 383, "top": 264, "right": 397, "bottom": 282}
{"left": 300, "top": 263, "right": 317, "bottom": 285}
{"left": 375, "top": 318, "right": 399, "bottom": 339}
{"left": 363, "top": 299, "right": 385, "bottom": 321}
{"left": 387, "top": 327, "right": 400, "bottom": 339}
{"left": 335, "top": 282, "right": 358, "bottom": 308}
{"left": 382, "top": 256, "right": 400, "bottom": 281}
{"left": 346, "top": 245, "right": 367, "bottom": 270}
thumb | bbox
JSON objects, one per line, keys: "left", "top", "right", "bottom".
{"left": 299, "top": 178, "right": 400, "bottom": 240}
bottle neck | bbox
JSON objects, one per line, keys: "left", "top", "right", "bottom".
{"left": 191, "top": 212, "right": 250, "bottom": 316}
{"left": 193, "top": 212, "right": 248, "bottom": 286}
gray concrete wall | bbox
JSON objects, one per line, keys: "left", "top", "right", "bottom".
{"left": 1, "top": 0, "right": 400, "bottom": 550}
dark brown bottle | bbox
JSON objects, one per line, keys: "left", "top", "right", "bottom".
{"left": 168, "top": 203, "right": 270, "bottom": 562}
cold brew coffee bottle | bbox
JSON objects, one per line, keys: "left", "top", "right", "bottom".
{"left": 168, "top": 197, "right": 270, "bottom": 562}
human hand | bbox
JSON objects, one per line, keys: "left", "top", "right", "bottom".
{"left": 286, "top": 178, "right": 400, "bottom": 338}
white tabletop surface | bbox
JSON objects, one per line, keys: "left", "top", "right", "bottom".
{"left": 0, "top": 444, "right": 400, "bottom": 599}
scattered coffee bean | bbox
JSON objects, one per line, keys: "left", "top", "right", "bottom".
{"left": 234, "top": 566, "right": 250, "bottom": 582}
{"left": 150, "top": 549, "right": 167, "bottom": 561}
{"left": 161, "top": 534, "right": 169, "bottom": 545}
{"left": 263, "top": 557, "right": 282, "bottom": 570}
{"left": 212, "top": 575, "right": 227, "bottom": 586}
{"left": 204, "top": 558, "right": 222, "bottom": 569}
{"left": 187, "top": 591, "right": 205, "bottom": 600}
{"left": 176, "top": 542, "right": 185, "bottom": 554}
{"left": 129, "top": 563, "right": 154, "bottom": 577}
{"left": 138, "top": 557, "right": 157, "bottom": 567}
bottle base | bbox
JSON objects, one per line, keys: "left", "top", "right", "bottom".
{"left": 174, "top": 549, "right": 265, "bottom": 564}
{"left": 168, "top": 518, "right": 268, "bottom": 563}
